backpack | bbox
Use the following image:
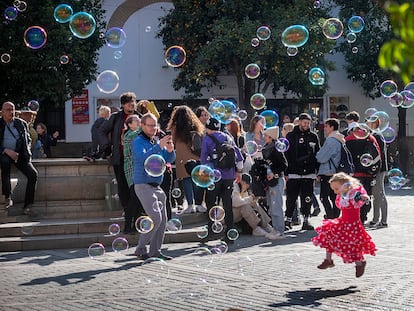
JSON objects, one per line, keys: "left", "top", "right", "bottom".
{"left": 330, "top": 142, "right": 355, "bottom": 174}
{"left": 346, "top": 137, "right": 381, "bottom": 175}
{"left": 208, "top": 134, "right": 236, "bottom": 169}
{"left": 249, "top": 158, "right": 268, "bottom": 196}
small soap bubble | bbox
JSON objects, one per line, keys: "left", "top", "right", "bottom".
{"left": 260, "top": 110, "right": 279, "bottom": 128}
{"left": 360, "top": 153, "right": 374, "bottom": 167}
{"left": 245, "top": 63, "right": 260, "bottom": 79}
{"left": 245, "top": 140, "right": 259, "bottom": 156}
{"left": 164, "top": 45, "right": 186, "bottom": 67}
{"left": 113, "top": 50, "right": 123, "bottom": 60}
{"left": 227, "top": 228, "right": 239, "bottom": 241}
{"left": 171, "top": 187, "right": 182, "bottom": 199}
{"left": 152, "top": 200, "right": 164, "bottom": 212}
{"left": 112, "top": 237, "right": 129, "bottom": 252}
{"left": 287, "top": 46, "right": 298, "bottom": 56}
{"left": 53, "top": 4, "right": 73, "bottom": 23}
{"left": 135, "top": 216, "right": 154, "bottom": 233}
{"left": 308, "top": 67, "right": 325, "bottom": 85}
{"left": 256, "top": 25, "right": 271, "bottom": 41}
{"left": 108, "top": 223, "right": 120, "bottom": 235}
{"left": 275, "top": 138, "right": 290, "bottom": 152}
{"left": 27, "top": 100, "right": 40, "bottom": 112}
{"left": 322, "top": 18, "right": 344, "bottom": 39}
{"left": 251, "top": 37, "right": 260, "bottom": 47}
{"left": 281, "top": 25, "right": 309, "bottom": 47}
{"left": 145, "top": 26, "right": 152, "bottom": 32}
{"left": 346, "top": 32, "right": 357, "bottom": 43}
{"left": 144, "top": 154, "right": 166, "bottom": 177}
{"left": 96, "top": 70, "right": 120, "bottom": 94}
{"left": 250, "top": 93, "right": 266, "bottom": 110}
{"left": 1, "top": 53, "right": 11, "bottom": 64}
{"left": 237, "top": 110, "right": 248, "bottom": 121}
{"left": 196, "top": 226, "right": 209, "bottom": 239}
{"left": 24, "top": 26, "right": 47, "bottom": 49}
{"left": 191, "top": 164, "right": 215, "bottom": 188}
{"left": 211, "top": 221, "right": 224, "bottom": 234}
{"left": 4, "top": 6, "right": 18, "bottom": 20}
{"left": 305, "top": 196, "right": 311, "bottom": 203}
{"left": 105, "top": 27, "right": 127, "bottom": 48}
{"left": 21, "top": 225, "right": 34, "bottom": 235}
{"left": 88, "top": 242, "right": 105, "bottom": 258}
{"left": 69, "top": 12, "right": 96, "bottom": 39}
{"left": 348, "top": 16, "right": 365, "bottom": 33}
{"left": 59, "top": 54, "right": 70, "bottom": 65}
{"left": 352, "top": 46, "right": 358, "bottom": 54}
{"left": 213, "top": 169, "right": 222, "bottom": 182}
{"left": 166, "top": 218, "right": 182, "bottom": 233}
{"left": 209, "top": 206, "right": 225, "bottom": 222}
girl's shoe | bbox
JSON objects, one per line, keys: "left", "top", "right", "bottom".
{"left": 355, "top": 261, "right": 366, "bottom": 278}
{"left": 182, "top": 205, "right": 195, "bottom": 214}
{"left": 317, "top": 259, "right": 335, "bottom": 269}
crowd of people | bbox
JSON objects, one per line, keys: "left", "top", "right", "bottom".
{"left": 0, "top": 95, "right": 388, "bottom": 272}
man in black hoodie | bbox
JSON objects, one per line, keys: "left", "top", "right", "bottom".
{"left": 285, "top": 113, "right": 320, "bottom": 230}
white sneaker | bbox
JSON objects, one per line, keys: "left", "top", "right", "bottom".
{"left": 182, "top": 205, "right": 195, "bottom": 214}
{"left": 264, "top": 224, "right": 275, "bottom": 233}
{"left": 195, "top": 205, "right": 207, "bottom": 213}
{"left": 4, "top": 197, "right": 13, "bottom": 209}
{"left": 265, "top": 231, "right": 285, "bottom": 240}
{"left": 252, "top": 226, "right": 268, "bottom": 236}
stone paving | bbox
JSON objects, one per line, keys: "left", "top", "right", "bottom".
{"left": 0, "top": 186, "right": 413, "bottom": 311}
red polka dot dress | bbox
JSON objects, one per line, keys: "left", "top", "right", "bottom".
{"left": 312, "top": 186, "right": 376, "bottom": 263}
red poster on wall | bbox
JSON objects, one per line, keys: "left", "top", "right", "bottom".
{"left": 72, "top": 90, "right": 89, "bottom": 124}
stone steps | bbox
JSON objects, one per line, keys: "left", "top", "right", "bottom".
{"left": 0, "top": 212, "right": 209, "bottom": 252}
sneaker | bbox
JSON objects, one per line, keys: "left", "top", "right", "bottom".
{"left": 291, "top": 219, "right": 301, "bottom": 226}
{"left": 368, "top": 221, "right": 377, "bottom": 227}
{"left": 263, "top": 224, "right": 275, "bottom": 233}
{"left": 156, "top": 252, "right": 173, "bottom": 260}
{"left": 317, "top": 259, "right": 335, "bottom": 269}
{"left": 355, "top": 261, "right": 366, "bottom": 278}
{"left": 311, "top": 206, "right": 321, "bottom": 217}
{"left": 284, "top": 220, "right": 292, "bottom": 231}
{"left": 376, "top": 222, "right": 388, "bottom": 228}
{"left": 23, "top": 206, "right": 37, "bottom": 217}
{"left": 301, "top": 221, "right": 314, "bottom": 230}
{"left": 195, "top": 205, "right": 207, "bottom": 213}
{"left": 252, "top": 226, "right": 268, "bottom": 236}
{"left": 166, "top": 221, "right": 179, "bottom": 232}
{"left": 182, "top": 205, "right": 195, "bottom": 214}
{"left": 265, "top": 231, "right": 285, "bottom": 240}
{"left": 4, "top": 197, "right": 13, "bottom": 209}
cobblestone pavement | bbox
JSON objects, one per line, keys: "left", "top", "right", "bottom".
{"left": 0, "top": 186, "right": 413, "bottom": 311}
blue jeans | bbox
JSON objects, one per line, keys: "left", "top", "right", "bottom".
{"left": 182, "top": 177, "right": 194, "bottom": 206}
{"left": 266, "top": 177, "right": 285, "bottom": 234}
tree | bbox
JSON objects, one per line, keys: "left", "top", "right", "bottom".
{"left": 158, "top": 0, "right": 337, "bottom": 114}
{"left": 335, "top": 0, "right": 410, "bottom": 172}
{"left": 0, "top": 0, "right": 106, "bottom": 110}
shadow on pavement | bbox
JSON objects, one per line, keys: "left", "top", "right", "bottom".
{"left": 268, "top": 286, "right": 360, "bottom": 308}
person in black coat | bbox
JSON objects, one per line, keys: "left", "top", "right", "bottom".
{"left": 0, "top": 101, "right": 38, "bottom": 216}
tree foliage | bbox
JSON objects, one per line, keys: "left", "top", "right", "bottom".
{"left": 0, "top": 0, "right": 106, "bottom": 109}
{"left": 158, "top": 0, "right": 337, "bottom": 110}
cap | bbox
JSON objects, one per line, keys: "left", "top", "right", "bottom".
{"left": 241, "top": 173, "right": 252, "bottom": 185}
{"left": 298, "top": 113, "right": 312, "bottom": 121}
{"left": 264, "top": 126, "right": 279, "bottom": 140}
{"left": 206, "top": 117, "right": 221, "bottom": 131}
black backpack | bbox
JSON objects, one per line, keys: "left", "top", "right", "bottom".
{"left": 209, "top": 134, "right": 237, "bottom": 169}
{"left": 249, "top": 158, "right": 268, "bottom": 196}
{"left": 330, "top": 142, "right": 355, "bottom": 174}
{"left": 346, "top": 137, "right": 381, "bottom": 175}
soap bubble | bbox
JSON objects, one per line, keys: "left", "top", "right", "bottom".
{"left": 69, "top": 12, "right": 96, "bottom": 39}
{"left": 213, "top": 169, "right": 222, "bottom": 182}
{"left": 388, "top": 93, "right": 403, "bottom": 108}
{"left": 152, "top": 200, "right": 164, "bottom": 212}
{"left": 237, "top": 110, "right": 248, "bottom": 121}
{"left": 308, "top": 67, "right": 325, "bottom": 85}
{"left": 404, "top": 82, "right": 414, "bottom": 93}
{"left": 387, "top": 168, "right": 404, "bottom": 184}
{"left": 281, "top": 25, "right": 309, "bottom": 47}
{"left": 380, "top": 80, "right": 398, "bottom": 98}
{"left": 14, "top": 0, "right": 27, "bottom": 12}
{"left": 166, "top": 218, "right": 182, "bottom": 233}
{"left": 27, "top": 100, "right": 40, "bottom": 112}
{"left": 196, "top": 226, "right": 209, "bottom": 239}
{"left": 191, "top": 165, "right": 215, "bottom": 188}
{"left": 105, "top": 27, "right": 127, "bottom": 48}
{"left": 53, "top": 4, "right": 73, "bottom": 23}
{"left": 21, "top": 225, "right": 34, "bottom": 235}
{"left": 400, "top": 90, "right": 414, "bottom": 109}
{"left": 1, "top": 53, "right": 11, "bottom": 64}
{"left": 208, "top": 100, "right": 225, "bottom": 120}
{"left": 211, "top": 221, "right": 224, "bottom": 234}
{"left": 352, "top": 46, "right": 359, "bottom": 54}
{"left": 209, "top": 205, "right": 225, "bottom": 222}
{"left": 313, "top": 1, "right": 321, "bottom": 9}
{"left": 4, "top": 6, "right": 18, "bottom": 20}
{"left": 88, "top": 243, "right": 105, "bottom": 258}
{"left": 135, "top": 216, "right": 154, "bottom": 233}
{"left": 364, "top": 107, "right": 378, "bottom": 119}
{"left": 360, "top": 153, "right": 374, "bottom": 167}
{"left": 144, "top": 154, "right": 166, "bottom": 177}
{"left": 245, "top": 63, "right": 260, "bottom": 79}
{"left": 322, "top": 18, "right": 344, "bottom": 39}
{"left": 260, "top": 110, "right": 279, "bottom": 128}
{"left": 256, "top": 25, "right": 271, "bottom": 41}
{"left": 145, "top": 26, "right": 152, "bottom": 32}
{"left": 366, "top": 111, "right": 390, "bottom": 132}
{"left": 227, "top": 228, "right": 239, "bottom": 241}
{"left": 381, "top": 127, "right": 396, "bottom": 143}
{"left": 24, "top": 26, "right": 47, "bottom": 49}
{"left": 164, "top": 45, "right": 186, "bottom": 67}
{"left": 215, "top": 100, "right": 237, "bottom": 125}
{"left": 348, "top": 16, "right": 365, "bottom": 33}
{"left": 346, "top": 32, "right": 357, "bottom": 43}
{"left": 96, "top": 70, "right": 120, "bottom": 94}
{"left": 275, "top": 138, "right": 290, "bottom": 152}
{"left": 108, "top": 223, "right": 120, "bottom": 235}
{"left": 113, "top": 50, "right": 123, "bottom": 60}
{"left": 59, "top": 55, "right": 70, "bottom": 65}
{"left": 171, "top": 187, "right": 182, "bottom": 199}
{"left": 352, "top": 123, "right": 370, "bottom": 140}
{"left": 251, "top": 37, "right": 260, "bottom": 47}
{"left": 286, "top": 46, "right": 298, "bottom": 56}
{"left": 250, "top": 93, "right": 266, "bottom": 110}
{"left": 340, "top": 182, "right": 360, "bottom": 200}
{"left": 245, "top": 140, "right": 259, "bottom": 156}
{"left": 112, "top": 237, "right": 129, "bottom": 252}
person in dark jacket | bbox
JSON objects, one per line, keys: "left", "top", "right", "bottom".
{"left": 0, "top": 101, "right": 38, "bottom": 216}
{"left": 261, "top": 126, "right": 288, "bottom": 239}
{"left": 98, "top": 92, "right": 139, "bottom": 215}
{"left": 284, "top": 113, "right": 320, "bottom": 230}
{"left": 35, "top": 123, "right": 59, "bottom": 158}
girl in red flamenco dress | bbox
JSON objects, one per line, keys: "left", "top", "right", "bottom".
{"left": 312, "top": 172, "right": 377, "bottom": 278}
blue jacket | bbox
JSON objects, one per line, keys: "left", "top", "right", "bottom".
{"left": 132, "top": 133, "right": 176, "bottom": 185}
{"left": 316, "top": 131, "right": 344, "bottom": 176}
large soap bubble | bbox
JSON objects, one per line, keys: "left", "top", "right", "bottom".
{"left": 260, "top": 110, "right": 279, "bottom": 128}
{"left": 308, "top": 67, "right": 325, "bottom": 85}
{"left": 245, "top": 63, "right": 260, "bottom": 79}
{"left": 164, "top": 45, "right": 186, "bottom": 67}
{"left": 24, "top": 26, "right": 47, "bottom": 49}
{"left": 208, "top": 99, "right": 225, "bottom": 120}
{"left": 245, "top": 140, "right": 259, "bottom": 156}
{"left": 380, "top": 80, "right": 398, "bottom": 98}
{"left": 144, "top": 154, "right": 166, "bottom": 177}
{"left": 54, "top": 4, "right": 73, "bottom": 23}
{"left": 281, "top": 25, "right": 309, "bottom": 47}
{"left": 366, "top": 111, "right": 390, "bottom": 132}
{"left": 348, "top": 16, "right": 365, "bottom": 33}
{"left": 215, "top": 100, "right": 237, "bottom": 125}
{"left": 322, "top": 18, "right": 344, "bottom": 39}
{"left": 69, "top": 12, "right": 96, "bottom": 39}
{"left": 191, "top": 164, "right": 215, "bottom": 188}
{"left": 250, "top": 93, "right": 266, "bottom": 110}
{"left": 105, "top": 27, "right": 127, "bottom": 48}
{"left": 96, "top": 70, "right": 120, "bottom": 94}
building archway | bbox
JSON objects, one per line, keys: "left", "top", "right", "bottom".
{"left": 107, "top": 0, "right": 172, "bottom": 28}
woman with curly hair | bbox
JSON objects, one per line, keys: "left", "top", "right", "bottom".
{"left": 167, "top": 105, "right": 205, "bottom": 213}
